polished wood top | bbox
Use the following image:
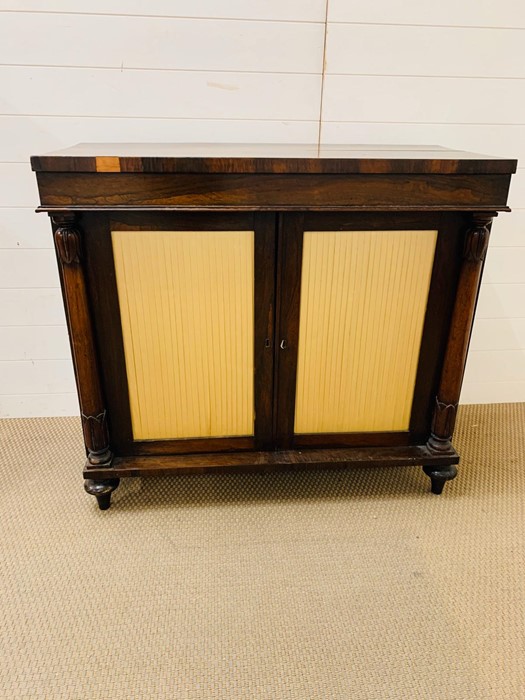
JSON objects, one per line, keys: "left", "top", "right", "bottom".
{"left": 31, "top": 143, "right": 517, "bottom": 175}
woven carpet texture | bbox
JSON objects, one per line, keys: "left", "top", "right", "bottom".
{"left": 1, "top": 403, "right": 524, "bottom": 699}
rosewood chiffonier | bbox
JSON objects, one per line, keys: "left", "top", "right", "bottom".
{"left": 31, "top": 144, "right": 516, "bottom": 509}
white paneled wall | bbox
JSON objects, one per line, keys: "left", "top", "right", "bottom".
{"left": 0, "top": 2, "right": 327, "bottom": 22}
{"left": 0, "top": 3, "right": 523, "bottom": 416}
{"left": 321, "top": 5, "right": 525, "bottom": 405}
{"left": 0, "top": 14, "right": 325, "bottom": 72}
{"left": 327, "top": 1, "right": 525, "bottom": 28}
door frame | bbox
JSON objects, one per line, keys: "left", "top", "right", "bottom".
{"left": 83, "top": 210, "right": 276, "bottom": 455}
{"left": 274, "top": 211, "right": 463, "bottom": 449}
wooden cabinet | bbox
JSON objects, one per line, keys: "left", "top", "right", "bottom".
{"left": 31, "top": 144, "right": 516, "bottom": 508}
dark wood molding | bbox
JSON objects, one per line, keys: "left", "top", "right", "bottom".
{"left": 36, "top": 172, "right": 513, "bottom": 211}
{"left": 52, "top": 213, "right": 113, "bottom": 466}
{"left": 253, "top": 212, "right": 277, "bottom": 449}
{"left": 409, "top": 213, "right": 463, "bottom": 436}
{"left": 82, "top": 213, "right": 133, "bottom": 452}
{"left": 37, "top": 204, "right": 512, "bottom": 214}
{"left": 30, "top": 143, "right": 518, "bottom": 175}
{"left": 273, "top": 213, "right": 304, "bottom": 448}
{"left": 426, "top": 212, "right": 495, "bottom": 454}
{"left": 84, "top": 443, "right": 459, "bottom": 480}
{"left": 129, "top": 437, "right": 255, "bottom": 456}
{"left": 292, "top": 431, "right": 417, "bottom": 449}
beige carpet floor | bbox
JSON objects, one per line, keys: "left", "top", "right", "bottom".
{"left": 1, "top": 403, "right": 524, "bottom": 699}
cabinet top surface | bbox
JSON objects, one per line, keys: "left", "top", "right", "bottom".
{"left": 31, "top": 143, "right": 517, "bottom": 175}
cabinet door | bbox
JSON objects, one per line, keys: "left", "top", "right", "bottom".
{"left": 84, "top": 212, "right": 275, "bottom": 455}
{"left": 274, "top": 212, "right": 463, "bottom": 448}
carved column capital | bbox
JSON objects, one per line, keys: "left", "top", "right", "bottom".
{"left": 53, "top": 215, "right": 82, "bottom": 265}
{"left": 463, "top": 213, "right": 494, "bottom": 263}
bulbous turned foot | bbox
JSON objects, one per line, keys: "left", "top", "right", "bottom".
{"left": 84, "top": 478, "right": 120, "bottom": 510}
{"left": 422, "top": 465, "right": 458, "bottom": 495}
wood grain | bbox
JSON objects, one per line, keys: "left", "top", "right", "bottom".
{"left": 273, "top": 213, "right": 303, "bottom": 448}
{"left": 428, "top": 213, "right": 495, "bottom": 452}
{"left": 35, "top": 172, "right": 513, "bottom": 210}
{"left": 31, "top": 143, "right": 517, "bottom": 174}
{"left": 84, "top": 443, "right": 460, "bottom": 479}
{"left": 52, "top": 214, "right": 112, "bottom": 465}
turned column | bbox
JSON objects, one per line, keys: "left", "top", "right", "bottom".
{"left": 423, "top": 212, "right": 495, "bottom": 492}
{"left": 53, "top": 214, "right": 118, "bottom": 508}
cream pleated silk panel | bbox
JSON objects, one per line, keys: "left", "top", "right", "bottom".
{"left": 112, "top": 230, "right": 254, "bottom": 440}
{"left": 294, "top": 230, "right": 437, "bottom": 434}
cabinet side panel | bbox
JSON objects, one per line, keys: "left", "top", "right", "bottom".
{"left": 111, "top": 230, "right": 254, "bottom": 440}
{"left": 294, "top": 230, "right": 437, "bottom": 433}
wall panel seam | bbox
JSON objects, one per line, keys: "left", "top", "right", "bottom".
{"left": 317, "top": 0, "right": 329, "bottom": 145}
{"left": 321, "top": 120, "right": 525, "bottom": 126}
{"left": 0, "top": 114, "right": 320, "bottom": 122}
{"left": 0, "top": 10, "right": 324, "bottom": 25}
{"left": 326, "top": 21, "right": 525, "bottom": 31}
{"left": 0, "top": 358, "right": 72, "bottom": 363}
{"left": 325, "top": 73, "right": 525, "bottom": 80}
{"left": 0, "top": 63, "right": 323, "bottom": 76}
{"left": 0, "top": 392, "right": 76, "bottom": 396}
{"left": 0, "top": 324, "right": 65, "bottom": 328}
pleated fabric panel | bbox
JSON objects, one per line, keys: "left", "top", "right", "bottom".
{"left": 294, "top": 230, "right": 437, "bottom": 434}
{"left": 112, "top": 230, "right": 254, "bottom": 440}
